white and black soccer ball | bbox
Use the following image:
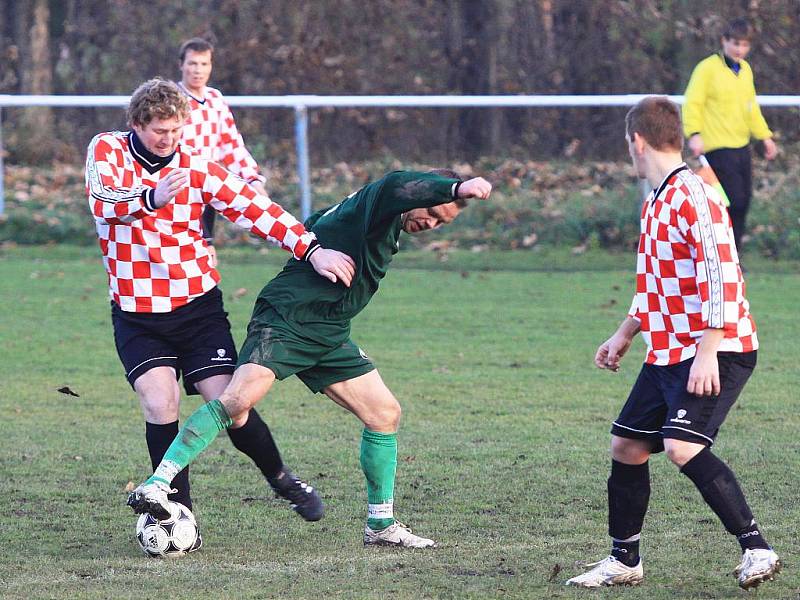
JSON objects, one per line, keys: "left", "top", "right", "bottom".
{"left": 135, "top": 501, "right": 199, "bottom": 558}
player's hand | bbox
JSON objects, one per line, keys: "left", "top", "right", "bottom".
{"left": 206, "top": 244, "right": 218, "bottom": 268}
{"left": 686, "top": 352, "right": 720, "bottom": 396}
{"left": 595, "top": 332, "right": 632, "bottom": 371}
{"left": 249, "top": 181, "right": 269, "bottom": 197}
{"left": 763, "top": 138, "right": 778, "bottom": 161}
{"left": 457, "top": 177, "right": 492, "bottom": 200}
{"left": 688, "top": 134, "right": 704, "bottom": 158}
{"left": 309, "top": 248, "right": 356, "bottom": 287}
{"left": 153, "top": 169, "right": 189, "bottom": 208}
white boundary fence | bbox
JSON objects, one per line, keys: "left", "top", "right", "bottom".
{"left": 0, "top": 94, "right": 798, "bottom": 219}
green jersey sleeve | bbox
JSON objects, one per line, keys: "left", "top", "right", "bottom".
{"left": 366, "top": 171, "right": 460, "bottom": 228}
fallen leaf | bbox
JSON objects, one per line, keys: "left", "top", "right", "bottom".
{"left": 57, "top": 386, "right": 80, "bottom": 397}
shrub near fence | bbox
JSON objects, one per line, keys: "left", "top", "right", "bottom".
{"left": 1, "top": 154, "right": 799, "bottom": 258}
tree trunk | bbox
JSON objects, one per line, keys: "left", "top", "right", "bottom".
{"left": 21, "top": 0, "right": 54, "bottom": 161}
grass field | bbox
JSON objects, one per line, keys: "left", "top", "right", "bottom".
{"left": 1, "top": 245, "right": 798, "bottom": 600}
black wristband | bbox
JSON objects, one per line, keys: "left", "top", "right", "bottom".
{"left": 302, "top": 240, "right": 321, "bottom": 261}
{"left": 142, "top": 189, "right": 157, "bottom": 211}
{"left": 452, "top": 181, "right": 463, "bottom": 200}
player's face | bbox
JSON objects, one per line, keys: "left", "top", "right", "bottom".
{"left": 722, "top": 37, "right": 750, "bottom": 62}
{"left": 132, "top": 116, "right": 185, "bottom": 157}
{"left": 180, "top": 49, "right": 213, "bottom": 93}
{"left": 401, "top": 202, "right": 461, "bottom": 234}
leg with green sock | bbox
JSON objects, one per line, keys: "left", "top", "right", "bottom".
{"left": 361, "top": 428, "right": 397, "bottom": 531}
{"left": 128, "top": 399, "right": 232, "bottom": 518}
{"left": 361, "top": 428, "right": 435, "bottom": 548}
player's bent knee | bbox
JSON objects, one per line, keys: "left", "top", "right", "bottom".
{"left": 363, "top": 400, "right": 401, "bottom": 432}
{"left": 610, "top": 435, "right": 651, "bottom": 465}
{"left": 219, "top": 363, "right": 276, "bottom": 422}
{"left": 664, "top": 440, "right": 705, "bottom": 467}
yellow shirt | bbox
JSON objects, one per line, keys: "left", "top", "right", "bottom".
{"left": 682, "top": 54, "right": 772, "bottom": 152}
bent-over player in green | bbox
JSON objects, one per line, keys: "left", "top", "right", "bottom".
{"left": 128, "top": 170, "right": 492, "bottom": 547}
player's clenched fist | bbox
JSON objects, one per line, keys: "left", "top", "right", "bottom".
{"left": 457, "top": 177, "right": 492, "bottom": 200}
{"left": 153, "top": 169, "right": 189, "bottom": 208}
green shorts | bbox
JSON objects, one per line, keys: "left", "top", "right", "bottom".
{"left": 238, "top": 306, "right": 375, "bottom": 393}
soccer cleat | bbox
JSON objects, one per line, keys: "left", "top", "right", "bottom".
{"left": 734, "top": 548, "right": 781, "bottom": 590}
{"left": 363, "top": 521, "right": 436, "bottom": 548}
{"left": 267, "top": 468, "right": 324, "bottom": 522}
{"left": 127, "top": 480, "right": 174, "bottom": 520}
{"left": 565, "top": 556, "right": 644, "bottom": 588}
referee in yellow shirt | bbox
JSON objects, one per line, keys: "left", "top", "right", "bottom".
{"left": 682, "top": 18, "right": 778, "bottom": 252}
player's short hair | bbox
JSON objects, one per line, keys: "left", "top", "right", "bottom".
{"left": 625, "top": 96, "right": 684, "bottom": 152}
{"left": 179, "top": 37, "right": 214, "bottom": 62}
{"left": 127, "top": 78, "right": 189, "bottom": 127}
{"left": 723, "top": 18, "right": 754, "bottom": 41}
{"left": 428, "top": 168, "right": 460, "bottom": 180}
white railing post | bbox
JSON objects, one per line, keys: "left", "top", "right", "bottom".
{"left": 0, "top": 107, "right": 4, "bottom": 216}
{"left": 294, "top": 105, "right": 312, "bottom": 222}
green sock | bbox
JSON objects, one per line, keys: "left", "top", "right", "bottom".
{"left": 147, "top": 399, "right": 232, "bottom": 486}
{"left": 360, "top": 428, "right": 397, "bottom": 531}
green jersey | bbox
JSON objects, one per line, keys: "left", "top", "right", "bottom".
{"left": 253, "top": 171, "right": 459, "bottom": 345}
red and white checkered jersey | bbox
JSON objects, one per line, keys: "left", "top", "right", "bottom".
{"left": 628, "top": 163, "right": 757, "bottom": 365}
{"left": 179, "top": 84, "right": 265, "bottom": 184}
{"left": 85, "top": 131, "right": 315, "bottom": 313}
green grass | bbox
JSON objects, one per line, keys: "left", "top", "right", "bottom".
{"left": 1, "top": 245, "right": 798, "bottom": 599}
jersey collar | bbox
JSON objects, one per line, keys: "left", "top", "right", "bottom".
{"left": 129, "top": 131, "right": 176, "bottom": 174}
{"left": 177, "top": 81, "right": 206, "bottom": 104}
{"left": 651, "top": 163, "right": 689, "bottom": 202}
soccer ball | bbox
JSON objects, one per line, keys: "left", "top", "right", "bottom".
{"left": 135, "top": 501, "right": 199, "bottom": 557}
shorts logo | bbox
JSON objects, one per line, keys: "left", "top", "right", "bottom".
{"left": 211, "top": 348, "right": 232, "bottom": 362}
{"left": 358, "top": 347, "right": 369, "bottom": 360}
{"left": 670, "top": 408, "right": 692, "bottom": 425}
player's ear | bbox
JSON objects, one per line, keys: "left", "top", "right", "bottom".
{"left": 632, "top": 131, "right": 646, "bottom": 154}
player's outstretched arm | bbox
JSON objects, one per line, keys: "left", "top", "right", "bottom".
{"left": 308, "top": 248, "right": 356, "bottom": 287}
{"left": 456, "top": 177, "right": 492, "bottom": 200}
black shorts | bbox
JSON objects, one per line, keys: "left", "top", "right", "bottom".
{"left": 111, "top": 287, "right": 237, "bottom": 395}
{"left": 611, "top": 351, "right": 757, "bottom": 451}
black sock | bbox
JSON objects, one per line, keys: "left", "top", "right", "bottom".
{"left": 145, "top": 421, "right": 191, "bottom": 509}
{"left": 681, "top": 447, "right": 769, "bottom": 551}
{"left": 608, "top": 460, "right": 649, "bottom": 567}
{"left": 226, "top": 409, "right": 284, "bottom": 480}
{"left": 611, "top": 538, "right": 640, "bottom": 567}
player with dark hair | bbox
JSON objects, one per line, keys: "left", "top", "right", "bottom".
{"left": 127, "top": 169, "right": 492, "bottom": 548}
{"left": 565, "top": 97, "right": 780, "bottom": 590}
{"left": 683, "top": 17, "right": 778, "bottom": 251}
{"left": 176, "top": 37, "right": 269, "bottom": 265}
{"left": 86, "top": 78, "right": 355, "bottom": 541}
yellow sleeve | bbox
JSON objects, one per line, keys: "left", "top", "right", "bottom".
{"left": 682, "top": 59, "right": 710, "bottom": 137}
{"left": 745, "top": 63, "right": 773, "bottom": 140}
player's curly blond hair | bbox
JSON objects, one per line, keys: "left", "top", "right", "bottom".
{"left": 126, "top": 78, "right": 189, "bottom": 127}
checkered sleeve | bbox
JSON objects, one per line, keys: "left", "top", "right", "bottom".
{"left": 216, "top": 93, "right": 265, "bottom": 184}
{"left": 201, "top": 159, "right": 314, "bottom": 259}
{"left": 676, "top": 177, "right": 740, "bottom": 329}
{"left": 86, "top": 133, "right": 155, "bottom": 225}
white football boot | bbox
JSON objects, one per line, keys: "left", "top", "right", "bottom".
{"left": 734, "top": 548, "right": 781, "bottom": 590}
{"left": 363, "top": 521, "right": 436, "bottom": 548}
{"left": 127, "top": 480, "right": 174, "bottom": 520}
{"left": 565, "top": 556, "right": 643, "bottom": 587}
